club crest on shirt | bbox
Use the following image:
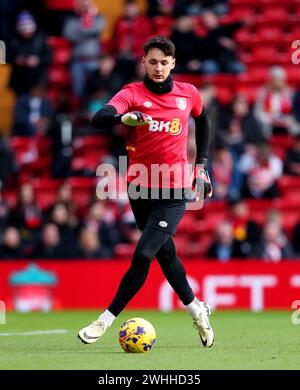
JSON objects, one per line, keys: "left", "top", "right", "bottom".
{"left": 176, "top": 97, "right": 187, "bottom": 111}
{"left": 144, "top": 101, "right": 152, "bottom": 108}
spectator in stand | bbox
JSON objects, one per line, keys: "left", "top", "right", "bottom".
{"left": 83, "top": 86, "right": 110, "bottom": 124}
{"left": 217, "top": 116, "right": 256, "bottom": 200}
{"left": 251, "top": 219, "right": 294, "bottom": 261}
{"left": 293, "top": 87, "right": 300, "bottom": 125}
{"left": 112, "top": 0, "right": 153, "bottom": 86}
{"left": 221, "top": 94, "right": 265, "bottom": 147}
{"left": 285, "top": 134, "right": 300, "bottom": 176}
{"left": 217, "top": 93, "right": 267, "bottom": 199}
{"left": 49, "top": 202, "right": 78, "bottom": 258}
{"left": 185, "top": 0, "right": 229, "bottom": 16}
{"left": 9, "top": 11, "right": 52, "bottom": 96}
{"left": 84, "top": 201, "right": 119, "bottom": 257}
{"left": 238, "top": 143, "right": 283, "bottom": 199}
{"left": 147, "top": 0, "right": 186, "bottom": 17}
{"left": 210, "top": 145, "right": 239, "bottom": 200}
{"left": 227, "top": 199, "right": 261, "bottom": 248}
{"left": 0, "top": 133, "right": 18, "bottom": 187}
{"left": 36, "top": 223, "right": 66, "bottom": 259}
{"left": 10, "top": 183, "right": 41, "bottom": 228}
{"left": 77, "top": 227, "right": 111, "bottom": 258}
{"left": 0, "top": 184, "right": 10, "bottom": 235}
{"left": 85, "top": 54, "right": 118, "bottom": 96}
{"left": 47, "top": 95, "right": 73, "bottom": 178}
{"left": 113, "top": 0, "right": 152, "bottom": 59}
{"left": 198, "top": 82, "right": 219, "bottom": 145}
{"left": 171, "top": 15, "right": 205, "bottom": 73}
{"left": 50, "top": 183, "right": 79, "bottom": 227}
{"left": 254, "top": 66, "right": 299, "bottom": 138}
{"left": 0, "top": 0, "right": 17, "bottom": 59}
{"left": 0, "top": 227, "right": 23, "bottom": 259}
{"left": 55, "top": 183, "right": 75, "bottom": 209}
{"left": 292, "top": 220, "right": 300, "bottom": 256}
{"left": 63, "top": 0, "right": 106, "bottom": 98}
{"left": 201, "top": 10, "right": 245, "bottom": 74}
{"left": 207, "top": 221, "right": 250, "bottom": 261}
{"left": 13, "top": 83, "right": 53, "bottom": 137}
{"left": 10, "top": 183, "right": 42, "bottom": 257}
{"left": 117, "top": 204, "right": 141, "bottom": 244}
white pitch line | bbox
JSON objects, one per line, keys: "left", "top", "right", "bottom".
{"left": 0, "top": 329, "right": 68, "bottom": 337}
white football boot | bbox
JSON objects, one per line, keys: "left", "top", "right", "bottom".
{"left": 193, "top": 302, "right": 214, "bottom": 348}
{"left": 78, "top": 319, "right": 108, "bottom": 344}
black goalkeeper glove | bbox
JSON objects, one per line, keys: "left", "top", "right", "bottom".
{"left": 121, "top": 111, "right": 152, "bottom": 126}
{"left": 192, "top": 159, "right": 213, "bottom": 201}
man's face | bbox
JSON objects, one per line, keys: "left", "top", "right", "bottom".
{"left": 142, "top": 48, "right": 175, "bottom": 83}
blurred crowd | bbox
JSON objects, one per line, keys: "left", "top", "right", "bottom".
{"left": 0, "top": 0, "right": 300, "bottom": 261}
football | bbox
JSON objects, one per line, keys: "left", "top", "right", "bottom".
{"left": 119, "top": 318, "right": 156, "bottom": 353}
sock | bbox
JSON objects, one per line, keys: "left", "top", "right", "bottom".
{"left": 185, "top": 297, "right": 202, "bottom": 319}
{"left": 98, "top": 310, "right": 116, "bottom": 327}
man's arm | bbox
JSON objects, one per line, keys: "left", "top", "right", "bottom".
{"left": 90, "top": 105, "right": 152, "bottom": 129}
{"left": 193, "top": 108, "right": 213, "bottom": 199}
{"left": 194, "top": 107, "right": 210, "bottom": 166}
{"left": 90, "top": 105, "right": 122, "bottom": 128}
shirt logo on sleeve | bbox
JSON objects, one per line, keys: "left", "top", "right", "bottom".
{"left": 144, "top": 101, "right": 152, "bottom": 108}
{"left": 176, "top": 98, "right": 187, "bottom": 111}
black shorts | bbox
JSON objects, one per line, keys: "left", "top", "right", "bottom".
{"left": 128, "top": 187, "right": 188, "bottom": 236}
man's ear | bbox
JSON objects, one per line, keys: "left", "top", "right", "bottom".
{"left": 171, "top": 58, "right": 176, "bottom": 70}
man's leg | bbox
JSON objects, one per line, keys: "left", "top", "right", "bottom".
{"left": 78, "top": 226, "right": 170, "bottom": 344}
{"left": 107, "top": 227, "right": 170, "bottom": 316}
{"left": 156, "top": 237, "right": 214, "bottom": 348}
{"left": 156, "top": 237, "right": 195, "bottom": 305}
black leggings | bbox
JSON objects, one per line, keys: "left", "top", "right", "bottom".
{"left": 108, "top": 227, "right": 195, "bottom": 316}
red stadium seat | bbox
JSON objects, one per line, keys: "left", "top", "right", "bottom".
{"left": 230, "top": 6, "right": 257, "bottom": 20}
{"left": 173, "top": 234, "right": 190, "bottom": 255}
{"left": 177, "top": 213, "right": 197, "bottom": 234}
{"left": 48, "top": 66, "right": 71, "bottom": 88}
{"left": 278, "top": 176, "right": 300, "bottom": 197}
{"left": 235, "top": 28, "right": 255, "bottom": 48}
{"left": 269, "top": 135, "right": 295, "bottom": 150}
{"left": 241, "top": 67, "right": 269, "bottom": 83}
{"left": 255, "top": 26, "right": 283, "bottom": 43}
{"left": 189, "top": 234, "right": 213, "bottom": 257}
{"left": 285, "top": 65, "right": 300, "bottom": 86}
{"left": 216, "top": 85, "right": 234, "bottom": 105}
{"left": 235, "top": 84, "right": 258, "bottom": 104}
{"left": 246, "top": 199, "right": 272, "bottom": 212}
{"left": 281, "top": 211, "right": 300, "bottom": 235}
{"left": 230, "top": 0, "right": 259, "bottom": 3}
{"left": 114, "top": 243, "right": 136, "bottom": 259}
{"left": 252, "top": 46, "right": 279, "bottom": 62}
{"left": 46, "top": 0, "right": 74, "bottom": 11}
{"left": 272, "top": 197, "right": 300, "bottom": 212}
{"left": 173, "top": 74, "right": 203, "bottom": 88}
{"left": 202, "top": 200, "right": 228, "bottom": 213}
{"left": 10, "top": 137, "right": 33, "bottom": 158}
{"left": 260, "top": 7, "right": 289, "bottom": 22}
{"left": 269, "top": 134, "right": 295, "bottom": 160}
{"left": 51, "top": 46, "right": 71, "bottom": 66}
{"left": 152, "top": 16, "right": 174, "bottom": 37}
{"left": 73, "top": 135, "right": 112, "bottom": 152}
{"left": 32, "top": 178, "right": 62, "bottom": 210}
{"left": 66, "top": 177, "right": 97, "bottom": 210}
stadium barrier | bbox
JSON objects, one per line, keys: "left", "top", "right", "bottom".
{"left": 0, "top": 260, "right": 299, "bottom": 312}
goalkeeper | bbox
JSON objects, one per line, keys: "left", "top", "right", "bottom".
{"left": 78, "top": 35, "right": 214, "bottom": 348}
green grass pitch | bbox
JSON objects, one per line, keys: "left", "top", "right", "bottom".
{"left": 0, "top": 310, "right": 299, "bottom": 370}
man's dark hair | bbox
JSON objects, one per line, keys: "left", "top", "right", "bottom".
{"left": 143, "top": 35, "right": 175, "bottom": 57}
